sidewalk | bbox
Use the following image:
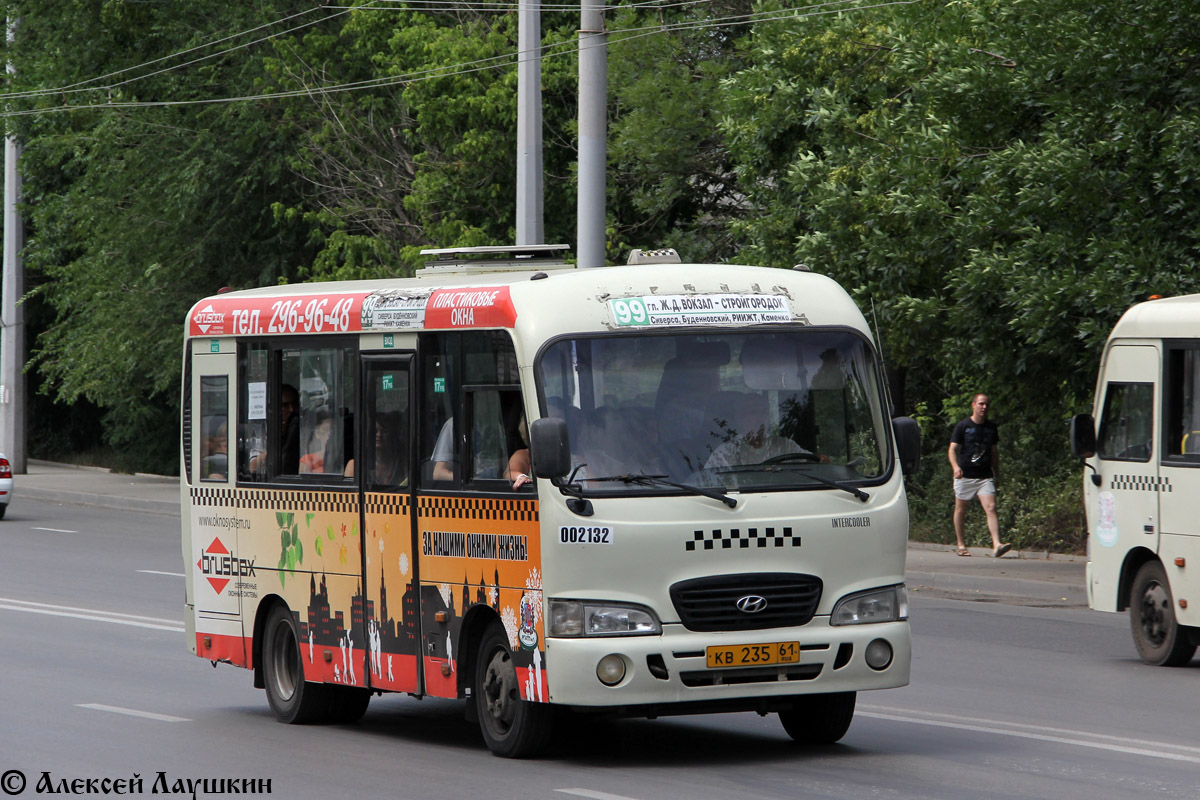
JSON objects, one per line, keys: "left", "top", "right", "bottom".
{"left": 19, "top": 459, "right": 181, "bottom": 516}
{"left": 14, "top": 460, "right": 1089, "bottom": 606}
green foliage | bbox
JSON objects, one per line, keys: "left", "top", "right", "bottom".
{"left": 4, "top": 0, "right": 324, "bottom": 471}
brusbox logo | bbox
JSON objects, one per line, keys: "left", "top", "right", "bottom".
{"left": 192, "top": 304, "right": 225, "bottom": 334}
{"left": 198, "top": 537, "right": 256, "bottom": 595}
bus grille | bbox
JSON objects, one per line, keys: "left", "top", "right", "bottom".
{"left": 669, "top": 573, "right": 822, "bottom": 632}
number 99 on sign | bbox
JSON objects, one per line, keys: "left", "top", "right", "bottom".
{"left": 610, "top": 298, "right": 649, "bottom": 326}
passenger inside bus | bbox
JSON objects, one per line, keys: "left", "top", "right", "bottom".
{"left": 575, "top": 406, "right": 662, "bottom": 479}
{"left": 655, "top": 340, "right": 729, "bottom": 477}
{"left": 504, "top": 416, "right": 532, "bottom": 489}
{"left": 200, "top": 416, "right": 228, "bottom": 480}
{"left": 430, "top": 417, "right": 456, "bottom": 481}
{"left": 299, "top": 408, "right": 333, "bottom": 473}
{"left": 347, "top": 412, "right": 407, "bottom": 487}
{"left": 248, "top": 383, "right": 300, "bottom": 476}
{"left": 704, "top": 392, "right": 809, "bottom": 470}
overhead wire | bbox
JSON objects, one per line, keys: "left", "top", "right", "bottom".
{"left": 0, "top": 0, "right": 919, "bottom": 118}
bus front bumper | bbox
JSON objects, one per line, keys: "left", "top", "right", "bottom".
{"left": 542, "top": 618, "right": 910, "bottom": 710}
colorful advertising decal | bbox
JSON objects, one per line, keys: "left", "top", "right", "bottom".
{"left": 416, "top": 495, "right": 544, "bottom": 701}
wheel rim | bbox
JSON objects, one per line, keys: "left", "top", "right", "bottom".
{"left": 269, "top": 618, "right": 299, "bottom": 702}
{"left": 481, "top": 645, "right": 518, "bottom": 737}
{"left": 1137, "top": 580, "right": 1172, "bottom": 648}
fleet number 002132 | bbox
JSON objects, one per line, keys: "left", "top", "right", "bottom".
{"left": 558, "top": 526, "right": 613, "bottom": 545}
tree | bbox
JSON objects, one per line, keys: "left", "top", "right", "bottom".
{"left": 3, "top": 0, "right": 323, "bottom": 471}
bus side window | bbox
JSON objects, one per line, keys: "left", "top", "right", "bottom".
{"left": 1097, "top": 382, "right": 1154, "bottom": 462}
{"left": 199, "top": 376, "right": 228, "bottom": 481}
{"left": 419, "top": 330, "right": 524, "bottom": 490}
{"left": 239, "top": 341, "right": 355, "bottom": 483}
{"left": 1165, "top": 347, "right": 1200, "bottom": 459}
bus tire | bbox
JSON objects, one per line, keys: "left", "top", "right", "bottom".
{"left": 779, "top": 691, "right": 856, "bottom": 744}
{"left": 1129, "top": 561, "right": 1197, "bottom": 666}
{"left": 329, "top": 686, "right": 372, "bottom": 724}
{"left": 262, "top": 604, "right": 331, "bottom": 723}
{"left": 474, "top": 621, "right": 553, "bottom": 758}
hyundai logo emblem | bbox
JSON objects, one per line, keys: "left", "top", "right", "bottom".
{"left": 735, "top": 595, "right": 768, "bottom": 614}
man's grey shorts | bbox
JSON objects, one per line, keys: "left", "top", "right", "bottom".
{"left": 954, "top": 477, "right": 996, "bottom": 501}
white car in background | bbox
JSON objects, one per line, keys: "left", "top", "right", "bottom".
{"left": 0, "top": 453, "right": 12, "bottom": 519}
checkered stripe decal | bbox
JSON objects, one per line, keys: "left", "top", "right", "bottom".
{"left": 1109, "top": 475, "right": 1172, "bottom": 493}
{"left": 417, "top": 496, "right": 539, "bottom": 522}
{"left": 189, "top": 486, "right": 359, "bottom": 513}
{"left": 687, "top": 527, "right": 799, "bottom": 551}
{"left": 364, "top": 493, "right": 411, "bottom": 516}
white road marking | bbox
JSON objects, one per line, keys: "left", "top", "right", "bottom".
{"left": 138, "top": 570, "right": 185, "bottom": 577}
{"left": 557, "top": 791, "right": 643, "bottom": 800}
{"left": 0, "top": 597, "right": 184, "bottom": 632}
{"left": 859, "top": 704, "right": 1200, "bottom": 763}
{"left": 32, "top": 527, "right": 77, "bottom": 533}
{"left": 78, "top": 704, "right": 189, "bottom": 723}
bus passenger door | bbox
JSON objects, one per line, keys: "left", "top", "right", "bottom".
{"left": 359, "top": 355, "right": 420, "bottom": 693}
{"left": 1091, "top": 344, "right": 1159, "bottom": 611}
{"left": 187, "top": 348, "right": 247, "bottom": 666}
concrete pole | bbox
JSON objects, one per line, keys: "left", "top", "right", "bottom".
{"left": 2, "top": 18, "right": 26, "bottom": 472}
{"left": 577, "top": 0, "right": 606, "bottom": 268}
{"left": 515, "top": 0, "right": 544, "bottom": 245}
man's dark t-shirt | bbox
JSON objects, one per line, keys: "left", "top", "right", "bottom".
{"left": 951, "top": 418, "right": 999, "bottom": 479}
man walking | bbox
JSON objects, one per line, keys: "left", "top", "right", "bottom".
{"left": 948, "top": 393, "right": 1011, "bottom": 558}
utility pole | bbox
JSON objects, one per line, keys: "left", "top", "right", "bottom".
{"left": 515, "top": 0, "right": 544, "bottom": 245}
{"left": 576, "top": 0, "right": 606, "bottom": 268}
{"left": 1, "top": 17, "right": 25, "bottom": 472}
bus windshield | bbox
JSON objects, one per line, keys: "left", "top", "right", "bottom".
{"left": 538, "top": 329, "right": 891, "bottom": 494}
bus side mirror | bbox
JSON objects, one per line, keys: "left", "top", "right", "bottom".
{"left": 1069, "top": 414, "right": 1097, "bottom": 460}
{"left": 530, "top": 417, "right": 571, "bottom": 479}
{"left": 892, "top": 416, "right": 921, "bottom": 477}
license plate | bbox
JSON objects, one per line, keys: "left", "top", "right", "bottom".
{"left": 706, "top": 641, "right": 801, "bottom": 668}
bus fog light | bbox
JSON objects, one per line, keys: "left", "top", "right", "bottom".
{"left": 865, "top": 639, "right": 893, "bottom": 670}
{"left": 596, "top": 654, "right": 627, "bottom": 686}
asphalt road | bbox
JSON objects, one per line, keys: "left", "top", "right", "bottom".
{"left": 1, "top": 497, "right": 1197, "bottom": 800}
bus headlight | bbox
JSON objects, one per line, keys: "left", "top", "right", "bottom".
{"left": 549, "top": 600, "right": 661, "bottom": 637}
{"left": 831, "top": 585, "right": 909, "bottom": 626}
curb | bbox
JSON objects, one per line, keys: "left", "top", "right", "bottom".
{"left": 906, "top": 568, "right": 1088, "bottom": 606}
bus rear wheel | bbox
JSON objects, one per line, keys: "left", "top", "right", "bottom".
{"left": 474, "top": 622, "right": 553, "bottom": 758}
{"left": 1129, "top": 561, "right": 1197, "bottom": 666}
{"left": 263, "top": 604, "right": 331, "bottom": 723}
{"left": 779, "top": 691, "right": 856, "bottom": 744}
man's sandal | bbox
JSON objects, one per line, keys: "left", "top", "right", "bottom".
{"left": 955, "top": 547, "right": 971, "bottom": 557}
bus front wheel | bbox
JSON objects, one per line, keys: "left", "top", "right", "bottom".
{"left": 474, "top": 622, "right": 553, "bottom": 757}
{"left": 779, "top": 691, "right": 856, "bottom": 744}
{"left": 262, "top": 604, "right": 331, "bottom": 723}
{"left": 1129, "top": 561, "right": 1197, "bottom": 667}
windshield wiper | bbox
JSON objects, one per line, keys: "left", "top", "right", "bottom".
{"left": 716, "top": 464, "right": 870, "bottom": 502}
{"left": 585, "top": 472, "right": 738, "bottom": 508}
